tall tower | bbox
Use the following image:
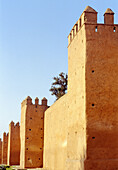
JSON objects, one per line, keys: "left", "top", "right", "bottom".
{"left": 7, "top": 121, "right": 20, "bottom": 165}
{"left": 2, "top": 132, "right": 8, "bottom": 164}
{"left": 0, "top": 138, "right": 2, "bottom": 164}
{"left": 67, "top": 6, "right": 118, "bottom": 170}
{"left": 20, "top": 96, "right": 49, "bottom": 169}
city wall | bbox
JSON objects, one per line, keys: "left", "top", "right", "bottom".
{"left": 7, "top": 121, "right": 20, "bottom": 165}
{"left": 0, "top": 6, "right": 118, "bottom": 170}
{"left": 43, "top": 6, "right": 118, "bottom": 170}
{"left": 84, "top": 18, "right": 118, "bottom": 170}
{"left": 2, "top": 132, "right": 8, "bottom": 164}
{"left": 44, "top": 94, "right": 69, "bottom": 170}
{"left": 20, "top": 96, "right": 48, "bottom": 169}
{"left": 0, "top": 139, "right": 2, "bottom": 164}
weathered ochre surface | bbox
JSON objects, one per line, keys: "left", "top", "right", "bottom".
{"left": 85, "top": 13, "right": 118, "bottom": 170}
{"left": 2, "top": 132, "right": 8, "bottom": 164}
{"left": 44, "top": 6, "right": 118, "bottom": 170}
{"left": 20, "top": 96, "right": 48, "bottom": 169}
{"left": 44, "top": 94, "right": 69, "bottom": 170}
{"left": 0, "top": 138, "right": 2, "bottom": 164}
{"left": 7, "top": 121, "right": 20, "bottom": 165}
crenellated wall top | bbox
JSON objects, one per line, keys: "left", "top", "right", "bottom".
{"left": 9, "top": 121, "right": 20, "bottom": 128}
{"left": 68, "top": 6, "right": 116, "bottom": 46}
{"left": 21, "top": 96, "right": 48, "bottom": 107}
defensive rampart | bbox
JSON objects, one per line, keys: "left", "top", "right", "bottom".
{"left": 2, "top": 132, "right": 8, "bottom": 164}
{"left": 44, "top": 94, "right": 69, "bottom": 170}
{"left": 0, "top": 6, "right": 118, "bottom": 170}
{"left": 7, "top": 121, "right": 20, "bottom": 165}
{"left": 44, "top": 6, "right": 118, "bottom": 170}
{"left": 0, "top": 138, "right": 2, "bottom": 164}
{"left": 20, "top": 96, "right": 49, "bottom": 169}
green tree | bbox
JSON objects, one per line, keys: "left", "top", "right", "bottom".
{"left": 49, "top": 72, "right": 68, "bottom": 100}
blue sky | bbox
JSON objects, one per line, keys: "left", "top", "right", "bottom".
{"left": 0, "top": 0, "right": 118, "bottom": 138}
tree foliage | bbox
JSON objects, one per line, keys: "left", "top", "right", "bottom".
{"left": 49, "top": 72, "right": 68, "bottom": 100}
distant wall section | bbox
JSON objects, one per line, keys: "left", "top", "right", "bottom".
{"left": 0, "top": 139, "right": 2, "bottom": 164}
{"left": 7, "top": 121, "right": 20, "bottom": 165}
{"left": 20, "top": 96, "right": 48, "bottom": 169}
{"left": 2, "top": 132, "right": 8, "bottom": 164}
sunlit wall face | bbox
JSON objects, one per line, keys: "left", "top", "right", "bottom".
{"left": 0, "top": 0, "right": 118, "bottom": 139}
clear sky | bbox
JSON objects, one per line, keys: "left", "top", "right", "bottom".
{"left": 0, "top": 0, "right": 118, "bottom": 139}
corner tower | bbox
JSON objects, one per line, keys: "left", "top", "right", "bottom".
{"left": 20, "top": 96, "right": 49, "bottom": 169}
{"left": 67, "top": 6, "right": 118, "bottom": 170}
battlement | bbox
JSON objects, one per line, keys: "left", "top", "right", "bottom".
{"left": 10, "top": 121, "right": 20, "bottom": 128}
{"left": 68, "top": 6, "right": 117, "bottom": 46}
{"left": 21, "top": 96, "right": 48, "bottom": 107}
{"left": 3, "top": 132, "right": 9, "bottom": 137}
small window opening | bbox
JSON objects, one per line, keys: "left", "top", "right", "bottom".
{"left": 27, "top": 137, "right": 29, "bottom": 140}
{"left": 29, "top": 129, "right": 31, "bottom": 131}
{"left": 39, "top": 158, "right": 40, "bottom": 160}
{"left": 26, "top": 148, "right": 28, "bottom": 150}
{"left": 114, "top": 27, "right": 116, "bottom": 32}
{"left": 41, "top": 117, "right": 43, "bottom": 119}
{"left": 92, "top": 137, "right": 95, "bottom": 139}
{"left": 92, "top": 70, "right": 94, "bottom": 73}
{"left": 30, "top": 117, "right": 32, "bottom": 120}
{"left": 41, "top": 137, "right": 43, "bottom": 139}
{"left": 95, "top": 26, "right": 98, "bottom": 32}
{"left": 92, "top": 104, "right": 95, "bottom": 107}
{"left": 28, "top": 158, "right": 30, "bottom": 160}
{"left": 40, "top": 148, "right": 42, "bottom": 150}
{"left": 41, "top": 128, "right": 42, "bottom": 130}
{"left": 35, "top": 105, "right": 37, "bottom": 108}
